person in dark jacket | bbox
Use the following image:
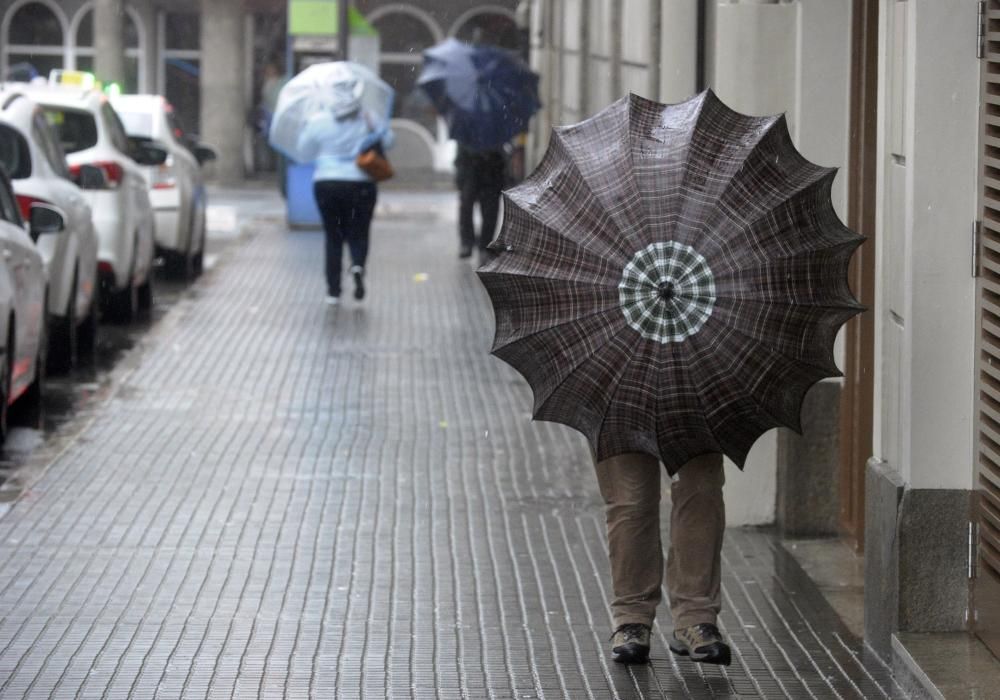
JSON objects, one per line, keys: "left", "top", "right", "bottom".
{"left": 455, "top": 143, "right": 507, "bottom": 262}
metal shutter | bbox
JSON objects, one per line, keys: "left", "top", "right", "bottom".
{"left": 977, "top": 0, "right": 1000, "bottom": 657}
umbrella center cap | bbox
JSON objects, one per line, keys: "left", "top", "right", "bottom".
{"left": 657, "top": 281, "right": 676, "bottom": 301}
{"left": 619, "top": 241, "right": 716, "bottom": 344}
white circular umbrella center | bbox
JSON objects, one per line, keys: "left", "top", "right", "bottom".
{"left": 619, "top": 241, "right": 716, "bottom": 343}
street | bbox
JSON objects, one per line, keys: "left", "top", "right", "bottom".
{"left": 0, "top": 184, "right": 906, "bottom": 699}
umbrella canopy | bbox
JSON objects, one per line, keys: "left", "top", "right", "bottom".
{"left": 417, "top": 38, "right": 540, "bottom": 150}
{"left": 268, "top": 61, "right": 394, "bottom": 163}
{"left": 477, "top": 90, "right": 864, "bottom": 473}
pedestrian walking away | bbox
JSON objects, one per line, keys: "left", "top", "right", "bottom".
{"left": 269, "top": 62, "right": 396, "bottom": 306}
{"left": 455, "top": 143, "right": 506, "bottom": 262}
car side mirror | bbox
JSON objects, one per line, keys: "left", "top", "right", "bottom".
{"left": 29, "top": 203, "right": 65, "bottom": 240}
{"left": 194, "top": 144, "right": 217, "bottom": 166}
{"left": 73, "top": 163, "right": 107, "bottom": 190}
{"left": 128, "top": 136, "right": 169, "bottom": 166}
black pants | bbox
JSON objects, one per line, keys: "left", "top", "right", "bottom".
{"left": 458, "top": 175, "right": 502, "bottom": 251}
{"left": 313, "top": 180, "right": 377, "bottom": 296}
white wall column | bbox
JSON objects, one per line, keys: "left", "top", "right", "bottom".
{"left": 200, "top": 0, "right": 245, "bottom": 184}
{"left": 131, "top": 0, "right": 158, "bottom": 95}
{"left": 94, "top": 0, "right": 126, "bottom": 86}
{"left": 874, "top": 0, "right": 979, "bottom": 491}
{"left": 659, "top": 0, "right": 698, "bottom": 103}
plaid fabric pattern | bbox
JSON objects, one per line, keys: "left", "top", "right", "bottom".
{"left": 619, "top": 241, "right": 715, "bottom": 343}
{"left": 477, "top": 90, "right": 864, "bottom": 473}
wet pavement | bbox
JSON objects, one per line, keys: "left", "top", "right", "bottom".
{"left": 0, "top": 185, "right": 909, "bottom": 698}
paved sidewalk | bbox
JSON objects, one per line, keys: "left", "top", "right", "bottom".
{"left": 0, "top": 189, "right": 906, "bottom": 698}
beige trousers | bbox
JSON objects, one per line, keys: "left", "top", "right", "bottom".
{"left": 595, "top": 452, "right": 725, "bottom": 630}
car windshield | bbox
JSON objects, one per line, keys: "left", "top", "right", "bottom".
{"left": 117, "top": 110, "right": 154, "bottom": 138}
{"left": 0, "top": 124, "right": 30, "bottom": 179}
{"left": 42, "top": 107, "right": 98, "bottom": 153}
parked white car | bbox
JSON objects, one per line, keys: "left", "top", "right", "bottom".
{"left": 0, "top": 91, "right": 99, "bottom": 372}
{"left": 112, "top": 94, "right": 216, "bottom": 278}
{"left": 0, "top": 164, "right": 51, "bottom": 442}
{"left": 23, "top": 84, "right": 157, "bottom": 323}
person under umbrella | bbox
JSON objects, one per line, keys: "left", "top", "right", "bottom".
{"left": 455, "top": 142, "right": 507, "bottom": 262}
{"left": 417, "top": 38, "right": 539, "bottom": 261}
{"left": 270, "top": 62, "right": 395, "bottom": 305}
{"left": 477, "top": 91, "right": 864, "bottom": 665}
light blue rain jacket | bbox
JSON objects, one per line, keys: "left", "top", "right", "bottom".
{"left": 297, "top": 110, "right": 396, "bottom": 183}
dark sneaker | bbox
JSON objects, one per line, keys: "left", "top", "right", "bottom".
{"left": 669, "top": 623, "right": 732, "bottom": 666}
{"left": 351, "top": 265, "right": 365, "bottom": 300}
{"left": 458, "top": 244, "right": 473, "bottom": 259}
{"left": 610, "top": 623, "right": 650, "bottom": 664}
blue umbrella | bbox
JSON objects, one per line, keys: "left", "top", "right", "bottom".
{"left": 417, "top": 38, "right": 540, "bottom": 151}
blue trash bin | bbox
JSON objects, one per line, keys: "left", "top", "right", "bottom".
{"left": 286, "top": 162, "right": 322, "bottom": 228}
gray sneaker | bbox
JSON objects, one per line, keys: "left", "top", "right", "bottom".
{"left": 669, "top": 623, "right": 732, "bottom": 666}
{"left": 610, "top": 623, "right": 651, "bottom": 663}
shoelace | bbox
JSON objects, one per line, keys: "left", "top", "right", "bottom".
{"left": 609, "top": 623, "right": 648, "bottom": 642}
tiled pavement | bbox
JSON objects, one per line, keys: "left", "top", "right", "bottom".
{"left": 0, "top": 189, "right": 908, "bottom": 698}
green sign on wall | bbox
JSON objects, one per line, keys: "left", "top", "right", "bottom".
{"left": 288, "top": 1, "right": 377, "bottom": 37}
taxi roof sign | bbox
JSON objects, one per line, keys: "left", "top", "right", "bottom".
{"left": 49, "top": 69, "right": 97, "bottom": 90}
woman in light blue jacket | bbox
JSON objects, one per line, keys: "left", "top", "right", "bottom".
{"left": 298, "top": 100, "right": 395, "bottom": 305}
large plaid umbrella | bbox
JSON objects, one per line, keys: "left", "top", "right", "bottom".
{"left": 476, "top": 90, "right": 864, "bottom": 473}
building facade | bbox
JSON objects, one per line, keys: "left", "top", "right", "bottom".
{"left": 0, "top": 0, "right": 520, "bottom": 181}
{"left": 529, "top": 0, "right": 991, "bottom": 672}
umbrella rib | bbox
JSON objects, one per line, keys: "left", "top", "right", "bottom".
{"left": 590, "top": 330, "right": 654, "bottom": 456}
{"left": 727, "top": 221, "right": 860, "bottom": 267}
{"left": 731, "top": 320, "right": 846, "bottom": 378}
{"left": 687, "top": 334, "right": 789, "bottom": 437}
{"left": 501, "top": 193, "right": 630, "bottom": 268}
{"left": 712, "top": 294, "right": 865, "bottom": 313}
{"left": 711, "top": 239, "right": 862, "bottom": 282}
{"left": 704, "top": 168, "right": 841, "bottom": 257}
{"left": 657, "top": 354, "right": 727, "bottom": 465}
{"left": 673, "top": 99, "right": 782, "bottom": 217}
{"left": 530, "top": 319, "right": 636, "bottom": 419}
{"left": 542, "top": 126, "right": 638, "bottom": 256}
{"left": 696, "top": 322, "right": 841, "bottom": 434}
{"left": 490, "top": 305, "right": 626, "bottom": 354}
{"left": 477, "top": 269, "right": 621, "bottom": 292}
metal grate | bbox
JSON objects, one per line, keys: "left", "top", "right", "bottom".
{"left": 977, "top": 0, "right": 1000, "bottom": 657}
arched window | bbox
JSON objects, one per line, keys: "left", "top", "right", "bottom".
{"left": 71, "top": 4, "right": 145, "bottom": 93}
{"left": 376, "top": 12, "right": 436, "bottom": 55}
{"left": 369, "top": 7, "right": 442, "bottom": 136}
{"left": 3, "top": 1, "right": 68, "bottom": 81}
{"left": 159, "top": 12, "right": 201, "bottom": 135}
{"left": 452, "top": 11, "right": 519, "bottom": 50}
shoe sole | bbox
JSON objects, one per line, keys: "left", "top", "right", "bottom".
{"left": 669, "top": 639, "right": 732, "bottom": 666}
{"left": 611, "top": 644, "right": 650, "bottom": 664}
{"left": 353, "top": 272, "right": 365, "bottom": 300}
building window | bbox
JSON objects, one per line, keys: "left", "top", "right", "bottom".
{"left": 369, "top": 9, "right": 441, "bottom": 136}
{"left": 4, "top": 0, "right": 68, "bottom": 81}
{"left": 158, "top": 11, "right": 200, "bottom": 134}
{"left": 72, "top": 4, "right": 145, "bottom": 93}
{"left": 452, "top": 11, "right": 519, "bottom": 50}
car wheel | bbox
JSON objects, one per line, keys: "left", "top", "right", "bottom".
{"left": 0, "top": 327, "right": 12, "bottom": 446}
{"left": 106, "top": 279, "right": 137, "bottom": 324}
{"left": 16, "top": 313, "right": 46, "bottom": 430}
{"left": 76, "top": 283, "right": 98, "bottom": 365}
{"left": 47, "top": 272, "right": 78, "bottom": 374}
{"left": 192, "top": 246, "right": 204, "bottom": 277}
{"left": 137, "top": 270, "right": 154, "bottom": 314}
{"left": 165, "top": 249, "right": 194, "bottom": 280}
